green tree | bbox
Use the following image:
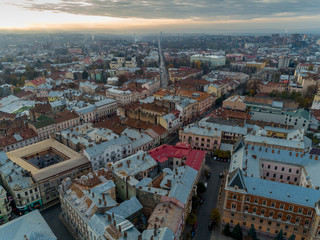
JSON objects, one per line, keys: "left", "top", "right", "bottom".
{"left": 288, "top": 234, "right": 295, "bottom": 240}
{"left": 210, "top": 208, "right": 220, "bottom": 229}
{"left": 117, "top": 74, "right": 128, "bottom": 86}
{"left": 308, "top": 64, "right": 314, "bottom": 71}
{"left": 186, "top": 213, "right": 197, "bottom": 226}
{"left": 275, "top": 229, "right": 284, "bottom": 240}
{"left": 82, "top": 70, "right": 88, "bottom": 80}
{"left": 247, "top": 225, "right": 258, "bottom": 240}
{"left": 223, "top": 223, "right": 231, "bottom": 236}
{"left": 196, "top": 182, "right": 206, "bottom": 195}
{"left": 232, "top": 223, "right": 243, "bottom": 240}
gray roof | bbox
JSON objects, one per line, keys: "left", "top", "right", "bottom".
{"left": 168, "top": 166, "right": 198, "bottom": 204}
{"left": 228, "top": 170, "right": 320, "bottom": 208}
{"left": 107, "top": 196, "right": 142, "bottom": 219}
{"left": 0, "top": 210, "right": 56, "bottom": 240}
{"left": 142, "top": 227, "right": 175, "bottom": 240}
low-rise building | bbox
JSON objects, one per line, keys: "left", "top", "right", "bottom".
{"left": 0, "top": 210, "right": 57, "bottom": 239}
{"left": 5, "top": 139, "right": 91, "bottom": 204}
{"left": 0, "top": 186, "right": 11, "bottom": 224}
{"left": 59, "top": 168, "right": 142, "bottom": 240}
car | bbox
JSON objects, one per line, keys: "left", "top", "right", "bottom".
{"left": 208, "top": 221, "right": 214, "bottom": 231}
{"left": 207, "top": 172, "right": 211, "bottom": 179}
{"left": 200, "top": 197, "right": 204, "bottom": 204}
{"left": 219, "top": 172, "right": 224, "bottom": 178}
{"left": 191, "top": 229, "right": 196, "bottom": 238}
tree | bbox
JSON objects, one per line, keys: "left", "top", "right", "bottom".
{"left": 223, "top": 223, "right": 231, "bottom": 236}
{"left": 232, "top": 223, "right": 243, "bottom": 240}
{"left": 194, "top": 60, "right": 202, "bottom": 69}
{"left": 247, "top": 225, "right": 257, "bottom": 240}
{"left": 196, "top": 182, "right": 206, "bottom": 195}
{"left": 118, "top": 74, "right": 128, "bottom": 86}
{"left": 186, "top": 213, "right": 197, "bottom": 226}
{"left": 210, "top": 208, "right": 220, "bottom": 230}
{"left": 288, "top": 234, "right": 296, "bottom": 240}
{"left": 275, "top": 229, "right": 284, "bottom": 240}
{"left": 82, "top": 70, "right": 88, "bottom": 80}
{"left": 308, "top": 64, "right": 314, "bottom": 71}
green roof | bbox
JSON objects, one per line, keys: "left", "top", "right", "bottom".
{"left": 285, "top": 109, "right": 309, "bottom": 120}
{"left": 32, "top": 115, "right": 55, "bottom": 129}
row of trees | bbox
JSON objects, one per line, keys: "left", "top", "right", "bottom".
{"left": 269, "top": 86, "right": 316, "bottom": 108}
{"left": 224, "top": 224, "right": 296, "bottom": 240}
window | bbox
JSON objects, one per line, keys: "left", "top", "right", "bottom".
{"left": 254, "top": 198, "right": 258, "bottom": 203}
{"left": 296, "top": 170, "right": 299, "bottom": 174}
{"left": 296, "top": 217, "right": 300, "bottom": 224}
{"left": 25, "top": 191, "right": 28, "bottom": 196}
{"left": 275, "top": 166, "right": 278, "bottom": 170}
{"left": 273, "top": 173, "right": 276, "bottom": 178}
{"left": 280, "top": 204, "right": 284, "bottom": 209}
{"left": 262, "top": 200, "right": 267, "bottom": 205}
{"left": 268, "top": 221, "right": 272, "bottom": 225}
{"left": 260, "top": 219, "right": 263, "bottom": 223}
{"left": 287, "top": 215, "right": 291, "bottom": 221}
{"left": 266, "top": 172, "right": 269, "bottom": 177}
{"left": 271, "top": 202, "right": 275, "bottom": 208}
{"left": 305, "top": 220, "right": 310, "bottom": 227}
{"left": 268, "top": 165, "right": 271, "bottom": 169}
{"left": 245, "top": 205, "right": 249, "bottom": 211}
{"left": 278, "top": 213, "right": 283, "bottom": 220}
{"left": 287, "top": 176, "right": 290, "bottom": 181}
{"left": 261, "top": 209, "right": 265, "bottom": 215}
{"left": 280, "top": 175, "right": 283, "bottom": 179}
{"left": 246, "top": 196, "right": 251, "bottom": 202}
{"left": 269, "top": 211, "right": 274, "bottom": 217}
{"left": 289, "top": 206, "right": 294, "bottom": 212}
{"left": 231, "top": 203, "right": 237, "bottom": 210}
{"left": 253, "top": 207, "right": 257, "bottom": 213}
{"left": 243, "top": 222, "right": 246, "bottom": 226}
{"left": 298, "top": 208, "right": 303, "bottom": 214}
{"left": 289, "top": 168, "right": 292, "bottom": 173}
{"left": 307, "top": 210, "right": 312, "bottom": 216}
{"left": 282, "top": 167, "right": 285, "bottom": 171}
{"left": 233, "top": 194, "right": 237, "bottom": 200}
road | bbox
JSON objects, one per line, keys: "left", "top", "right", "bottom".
{"left": 191, "top": 158, "right": 230, "bottom": 240}
{"left": 41, "top": 203, "right": 75, "bottom": 240}
{"left": 158, "top": 37, "right": 169, "bottom": 88}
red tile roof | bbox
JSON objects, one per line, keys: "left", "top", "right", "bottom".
{"left": 149, "top": 143, "right": 205, "bottom": 171}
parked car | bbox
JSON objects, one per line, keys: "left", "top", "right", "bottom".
{"left": 219, "top": 172, "right": 224, "bottom": 178}
{"left": 208, "top": 221, "right": 214, "bottom": 231}
{"left": 207, "top": 172, "right": 211, "bottom": 179}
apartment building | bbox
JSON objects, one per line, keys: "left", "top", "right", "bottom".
{"left": 223, "top": 169, "right": 320, "bottom": 240}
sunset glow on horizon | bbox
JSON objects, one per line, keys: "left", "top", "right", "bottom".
{"left": 1, "top": 0, "right": 320, "bottom": 33}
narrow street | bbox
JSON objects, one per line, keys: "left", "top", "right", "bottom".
{"left": 41, "top": 203, "right": 75, "bottom": 240}
{"left": 187, "top": 158, "right": 229, "bottom": 240}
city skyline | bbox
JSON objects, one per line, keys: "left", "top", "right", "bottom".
{"left": 1, "top": 0, "right": 320, "bottom": 34}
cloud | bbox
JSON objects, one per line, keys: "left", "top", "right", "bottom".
{"left": 12, "top": 0, "right": 320, "bottom": 20}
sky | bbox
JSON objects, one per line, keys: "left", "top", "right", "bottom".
{"left": 0, "top": 0, "right": 320, "bottom": 33}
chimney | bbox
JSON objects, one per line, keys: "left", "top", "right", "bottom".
{"left": 138, "top": 235, "right": 142, "bottom": 240}
{"left": 113, "top": 219, "right": 116, "bottom": 225}
{"left": 92, "top": 192, "right": 95, "bottom": 198}
{"left": 104, "top": 201, "right": 107, "bottom": 206}
{"left": 154, "top": 228, "right": 157, "bottom": 236}
{"left": 102, "top": 193, "right": 105, "bottom": 200}
{"left": 118, "top": 225, "right": 122, "bottom": 232}
{"left": 124, "top": 231, "right": 127, "bottom": 237}
{"left": 108, "top": 214, "right": 111, "bottom": 221}
{"left": 112, "top": 212, "right": 115, "bottom": 218}
{"left": 99, "top": 199, "right": 101, "bottom": 204}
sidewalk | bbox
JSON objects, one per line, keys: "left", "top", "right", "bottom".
{"left": 59, "top": 212, "right": 80, "bottom": 240}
